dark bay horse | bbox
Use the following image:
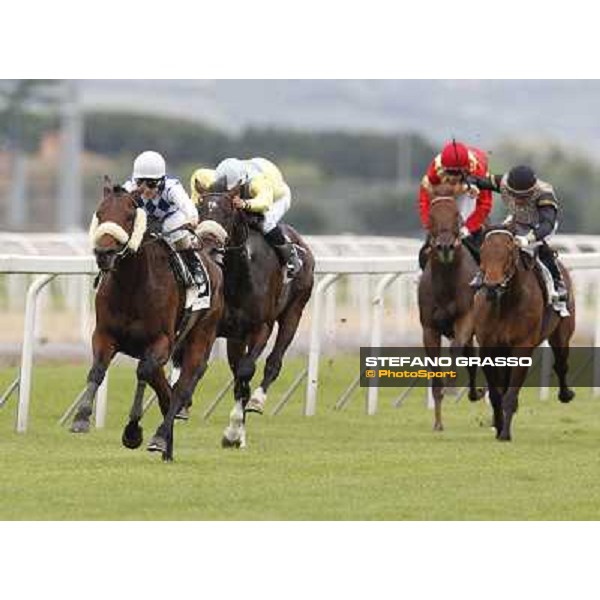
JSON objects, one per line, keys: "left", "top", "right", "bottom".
{"left": 474, "top": 227, "right": 575, "bottom": 441}
{"left": 195, "top": 182, "right": 314, "bottom": 448}
{"left": 70, "top": 177, "right": 225, "bottom": 460}
{"left": 418, "top": 184, "right": 484, "bottom": 431}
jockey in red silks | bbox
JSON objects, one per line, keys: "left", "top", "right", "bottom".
{"left": 418, "top": 140, "right": 493, "bottom": 268}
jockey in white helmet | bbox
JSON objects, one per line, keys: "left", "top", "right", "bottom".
{"left": 123, "top": 151, "right": 207, "bottom": 292}
{"left": 213, "top": 157, "right": 302, "bottom": 277}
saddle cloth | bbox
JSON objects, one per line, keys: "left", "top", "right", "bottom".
{"left": 168, "top": 247, "right": 211, "bottom": 312}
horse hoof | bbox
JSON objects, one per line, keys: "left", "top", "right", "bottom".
{"left": 433, "top": 423, "right": 444, "bottom": 432}
{"left": 497, "top": 433, "right": 512, "bottom": 442}
{"left": 147, "top": 435, "right": 168, "bottom": 453}
{"left": 70, "top": 419, "right": 90, "bottom": 434}
{"left": 245, "top": 399, "right": 264, "bottom": 415}
{"left": 122, "top": 423, "right": 143, "bottom": 449}
{"left": 469, "top": 387, "right": 486, "bottom": 402}
{"left": 221, "top": 435, "right": 242, "bottom": 449}
{"left": 559, "top": 389, "right": 575, "bottom": 403}
{"left": 175, "top": 406, "right": 190, "bottom": 421}
{"left": 162, "top": 453, "right": 173, "bottom": 463}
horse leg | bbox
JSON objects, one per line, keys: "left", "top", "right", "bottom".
{"left": 243, "top": 323, "right": 276, "bottom": 414}
{"left": 451, "top": 312, "right": 484, "bottom": 401}
{"left": 423, "top": 326, "right": 444, "bottom": 431}
{"left": 121, "top": 355, "right": 170, "bottom": 450}
{"left": 499, "top": 361, "right": 531, "bottom": 442}
{"left": 464, "top": 341, "right": 485, "bottom": 401}
{"left": 150, "top": 339, "right": 216, "bottom": 461}
{"left": 254, "top": 296, "right": 309, "bottom": 412}
{"left": 548, "top": 322, "right": 576, "bottom": 404}
{"left": 222, "top": 338, "right": 248, "bottom": 449}
{"left": 122, "top": 337, "right": 171, "bottom": 449}
{"left": 235, "top": 324, "right": 273, "bottom": 415}
{"left": 70, "top": 331, "right": 115, "bottom": 433}
{"left": 121, "top": 379, "right": 146, "bottom": 449}
{"left": 482, "top": 364, "right": 504, "bottom": 438}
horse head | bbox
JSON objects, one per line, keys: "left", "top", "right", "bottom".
{"left": 195, "top": 179, "right": 242, "bottom": 246}
{"left": 429, "top": 183, "right": 462, "bottom": 264}
{"left": 479, "top": 226, "right": 520, "bottom": 301}
{"left": 89, "top": 175, "right": 148, "bottom": 272}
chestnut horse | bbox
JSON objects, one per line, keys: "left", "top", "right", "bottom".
{"left": 418, "top": 184, "right": 484, "bottom": 431}
{"left": 195, "top": 182, "right": 314, "bottom": 448}
{"left": 70, "top": 177, "right": 225, "bottom": 460}
{"left": 474, "top": 226, "right": 575, "bottom": 441}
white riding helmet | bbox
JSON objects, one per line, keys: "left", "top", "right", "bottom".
{"left": 133, "top": 151, "right": 166, "bottom": 180}
{"left": 249, "top": 157, "right": 284, "bottom": 184}
{"left": 215, "top": 158, "right": 249, "bottom": 191}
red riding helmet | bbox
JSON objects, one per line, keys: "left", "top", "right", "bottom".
{"left": 440, "top": 141, "right": 470, "bottom": 171}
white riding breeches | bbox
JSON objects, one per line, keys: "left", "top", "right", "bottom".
{"left": 163, "top": 210, "right": 194, "bottom": 248}
{"left": 262, "top": 185, "right": 292, "bottom": 233}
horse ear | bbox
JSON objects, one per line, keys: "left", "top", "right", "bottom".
{"left": 103, "top": 175, "right": 112, "bottom": 196}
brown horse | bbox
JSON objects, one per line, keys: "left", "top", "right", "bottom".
{"left": 70, "top": 177, "right": 225, "bottom": 460}
{"left": 194, "top": 182, "right": 314, "bottom": 448}
{"left": 474, "top": 226, "right": 575, "bottom": 441}
{"left": 418, "top": 183, "right": 484, "bottom": 431}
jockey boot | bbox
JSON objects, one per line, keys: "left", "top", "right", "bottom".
{"left": 538, "top": 245, "right": 568, "bottom": 301}
{"left": 265, "top": 225, "right": 303, "bottom": 278}
{"left": 179, "top": 249, "right": 208, "bottom": 295}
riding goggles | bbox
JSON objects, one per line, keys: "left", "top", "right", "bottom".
{"left": 136, "top": 178, "right": 163, "bottom": 189}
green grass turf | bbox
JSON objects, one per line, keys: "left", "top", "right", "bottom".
{"left": 1, "top": 356, "right": 600, "bottom": 520}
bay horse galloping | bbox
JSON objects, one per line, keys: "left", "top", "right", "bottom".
{"left": 418, "top": 183, "right": 484, "bottom": 431}
{"left": 70, "top": 177, "right": 225, "bottom": 460}
{"left": 474, "top": 227, "right": 575, "bottom": 441}
{"left": 195, "top": 181, "right": 314, "bottom": 448}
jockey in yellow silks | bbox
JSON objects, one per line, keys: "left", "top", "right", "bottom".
{"left": 190, "top": 158, "right": 302, "bottom": 278}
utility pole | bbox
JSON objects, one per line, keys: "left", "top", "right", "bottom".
{"left": 57, "top": 80, "right": 83, "bottom": 231}
{"left": 397, "top": 133, "right": 412, "bottom": 190}
{"left": 7, "top": 107, "right": 26, "bottom": 229}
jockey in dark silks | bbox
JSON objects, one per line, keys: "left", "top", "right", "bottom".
{"left": 418, "top": 140, "right": 494, "bottom": 269}
{"left": 470, "top": 165, "right": 569, "bottom": 316}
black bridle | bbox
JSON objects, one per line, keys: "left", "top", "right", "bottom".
{"left": 479, "top": 230, "right": 520, "bottom": 298}
{"left": 198, "top": 192, "right": 252, "bottom": 252}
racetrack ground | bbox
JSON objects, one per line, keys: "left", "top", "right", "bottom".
{"left": 1, "top": 357, "right": 600, "bottom": 520}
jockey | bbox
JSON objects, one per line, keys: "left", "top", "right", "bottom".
{"left": 123, "top": 151, "right": 207, "bottom": 293}
{"left": 471, "top": 165, "right": 568, "bottom": 305}
{"left": 418, "top": 140, "right": 493, "bottom": 268}
{"left": 213, "top": 157, "right": 303, "bottom": 278}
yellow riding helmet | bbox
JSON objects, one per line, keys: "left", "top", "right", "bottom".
{"left": 190, "top": 168, "right": 217, "bottom": 203}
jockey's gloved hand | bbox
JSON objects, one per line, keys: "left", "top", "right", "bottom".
{"left": 515, "top": 235, "right": 530, "bottom": 248}
{"left": 459, "top": 226, "right": 470, "bottom": 239}
{"left": 466, "top": 184, "right": 480, "bottom": 198}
